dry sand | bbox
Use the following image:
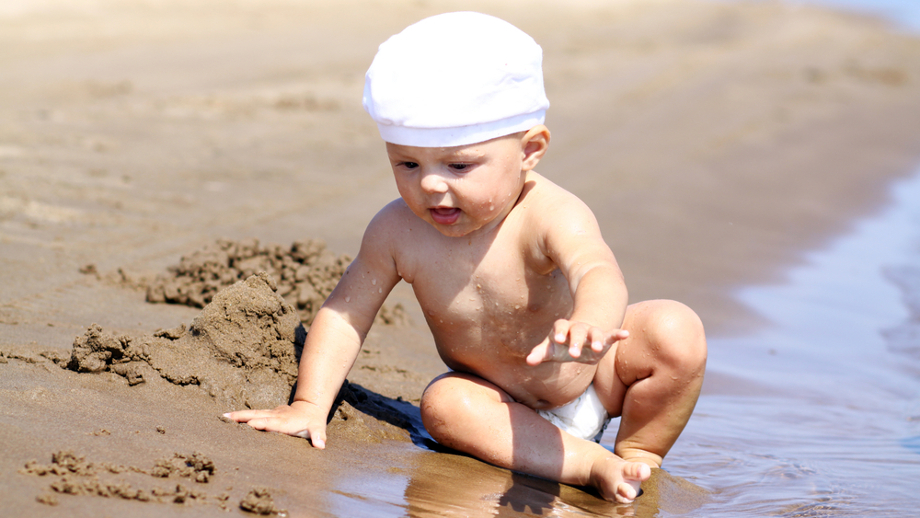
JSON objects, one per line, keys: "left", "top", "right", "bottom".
{"left": 2, "top": 0, "right": 920, "bottom": 515}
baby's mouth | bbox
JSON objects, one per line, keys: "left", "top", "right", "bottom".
{"left": 429, "top": 207, "right": 461, "bottom": 225}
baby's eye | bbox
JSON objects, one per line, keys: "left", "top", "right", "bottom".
{"left": 399, "top": 161, "right": 419, "bottom": 169}
{"left": 449, "top": 163, "right": 471, "bottom": 171}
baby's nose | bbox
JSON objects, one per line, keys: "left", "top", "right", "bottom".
{"left": 419, "top": 171, "right": 449, "bottom": 194}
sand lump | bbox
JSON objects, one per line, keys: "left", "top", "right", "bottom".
{"left": 21, "top": 450, "right": 215, "bottom": 506}
{"left": 239, "top": 487, "right": 288, "bottom": 516}
{"left": 65, "top": 271, "right": 421, "bottom": 445}
{"left": 68, "top": 272, "right": 302, "bottom": 410}
{"left": 143, "top": 238, "right": 407, "bottom": 326}
{"left": 21, "top": 449, "right": 286, "bottom": 513}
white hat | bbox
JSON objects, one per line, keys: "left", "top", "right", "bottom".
{"left": 363, "top": 12, "right": 549, "bottom": 147}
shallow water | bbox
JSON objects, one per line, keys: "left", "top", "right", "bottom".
{"left": 667, "top": 168, "right": 920, "bottom": 516}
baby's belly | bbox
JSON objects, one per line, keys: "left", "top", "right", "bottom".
{"left": 425, "top": 292, "right": 588, "bottom": 408}
{"left": 444, "top": 349, "right": 597, "bottom": 410}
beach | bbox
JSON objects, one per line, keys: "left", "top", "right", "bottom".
{"left": 2, "top": 0, "right": 920, "bottom": 515}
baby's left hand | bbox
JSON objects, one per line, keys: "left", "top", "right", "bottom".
{"left": 525, "top": 319, "right": 629, "bottom": 366}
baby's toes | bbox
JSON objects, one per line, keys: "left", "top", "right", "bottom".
{"left": 624, "top": 461, "right": 652, "bottom": 483}
{"left": 614, "top": 462, "right": 650, "bottom": 503}
{"left": 615, "top": 481, "right": 639, "bottom": 503}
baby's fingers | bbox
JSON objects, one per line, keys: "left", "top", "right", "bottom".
{"left": 553, "top": 322, "right": 589, "bottom": 359}
{"left": 610, "top": 329, "right": 630, "bottom": 342}
{"left": 295, "top": 427, "right": 327, "bottom": 449}
{"left": 222, "top": 407, "right": 324, "bottom": 446}
{"left": 585, "top": 327, "right": 617, "bottom": 353}
{"left": 223, "top": 409, "right": 273, "bottom": 423}
{"left": 526, "top": 340, "right": 551, "bottom": 366}
{"left": 586, "top": 329, "right": 628, "bottom": 356}
{"left": 234, "top": 414, "right": 292, "bottom": 435}
{"left": 526, "top": 339, "right": 566, "bottom": 365}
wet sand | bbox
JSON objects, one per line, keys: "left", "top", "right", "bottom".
{"left": 2, "top": 0, "right": 920, "bottom": 516}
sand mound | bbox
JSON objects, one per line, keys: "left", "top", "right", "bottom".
{"left": 143, "top": 238, "right": 408, "bottom": 326}
{"left": 69, "top": 272, "right": 302, "bottom": 410}
{"left": 64, "top": 271, "right": 418, "bottom": 444}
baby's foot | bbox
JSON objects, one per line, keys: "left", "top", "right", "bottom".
{"left": 589, "top": 455, "right": 652, "bottom": 504}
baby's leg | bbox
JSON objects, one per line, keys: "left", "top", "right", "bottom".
{"left": 593, "top": 299, "right": 707, "bottom": 468}
{"left": 420, "top": 372, "right": 651, "bottom": 503}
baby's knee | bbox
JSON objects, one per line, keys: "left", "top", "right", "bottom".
{"left": 641, "top": 300, "right": 707, "bottom": 372}
{"left": 420, "top": 375, "right": 480, "bottom": 435}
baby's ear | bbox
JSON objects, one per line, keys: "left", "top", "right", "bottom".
{"left": 521, "top": 125, "right": 550, "bottom": 171}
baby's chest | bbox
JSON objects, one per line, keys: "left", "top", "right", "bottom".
{"left": 398, "top": 229, "right": 565, "bottom": 317}
{"left": 411, "top": 259, "right": 568, "bottom": 323}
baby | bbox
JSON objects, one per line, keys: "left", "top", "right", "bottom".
{"left": 227, "top": 12, "right": 707, "bottom": 504}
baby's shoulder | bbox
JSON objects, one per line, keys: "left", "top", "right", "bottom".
{"left": 519, "top": 173, "right": 597, "bottom": 226}
{"left": 366, "top": 198, "right": 421, "bottom": 232}
{"left": 361, "top": 199, "right": 434, "bottom": 252}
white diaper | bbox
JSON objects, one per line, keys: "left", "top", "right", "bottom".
{"left": 536, "top": 384, "right": 611, "bottom": 443}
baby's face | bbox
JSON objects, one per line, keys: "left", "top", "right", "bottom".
{"left": 386, "top": 134, "right": 529, "bottom": 238}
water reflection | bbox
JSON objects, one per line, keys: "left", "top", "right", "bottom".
{"left": 401, "top": 451, "right": 707, "bottom": 518}
{"left": 327, "top": 381, "right": 708, "bottom": 516}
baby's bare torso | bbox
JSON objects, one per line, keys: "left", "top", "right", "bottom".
{"left": 389, "top": 179, "right": 596, "bottom": 409}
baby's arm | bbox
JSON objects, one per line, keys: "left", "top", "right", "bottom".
{"left": 525, "top": 192, "right": 629, "bottom": 366}
{"left": 225, "top": 207, "right": 403, "bottom": 447}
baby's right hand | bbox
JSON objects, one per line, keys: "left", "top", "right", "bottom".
{"left": 223, "top": 400, "right": 328, "bottom": 449}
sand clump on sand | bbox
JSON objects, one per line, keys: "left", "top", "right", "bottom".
{"left": 68, "top": 272, "right": 302, "bottom": 409}
{"left": 239, "top": 487, "right": 288, "bottom": 516}
{"left": 20, "top": 450, "right": 290, "bottom": 514}
{"left": 65, "top": 271, "right": 416, "bottom": 441}
{"left": 39, "top": 270, "right": 412, "bottom": 510}
{"left": 21, "top": 450, "right": 216, "bottom": 507}
{"left": 142, "top": 238, "right": 408, "bottom": 326}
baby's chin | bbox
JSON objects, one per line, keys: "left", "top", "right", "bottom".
{"left": 428, "top": 221, "right": 474, "bottom": 238}
{"left": 425, "top": 217, "right": 481, "bottom": 238}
